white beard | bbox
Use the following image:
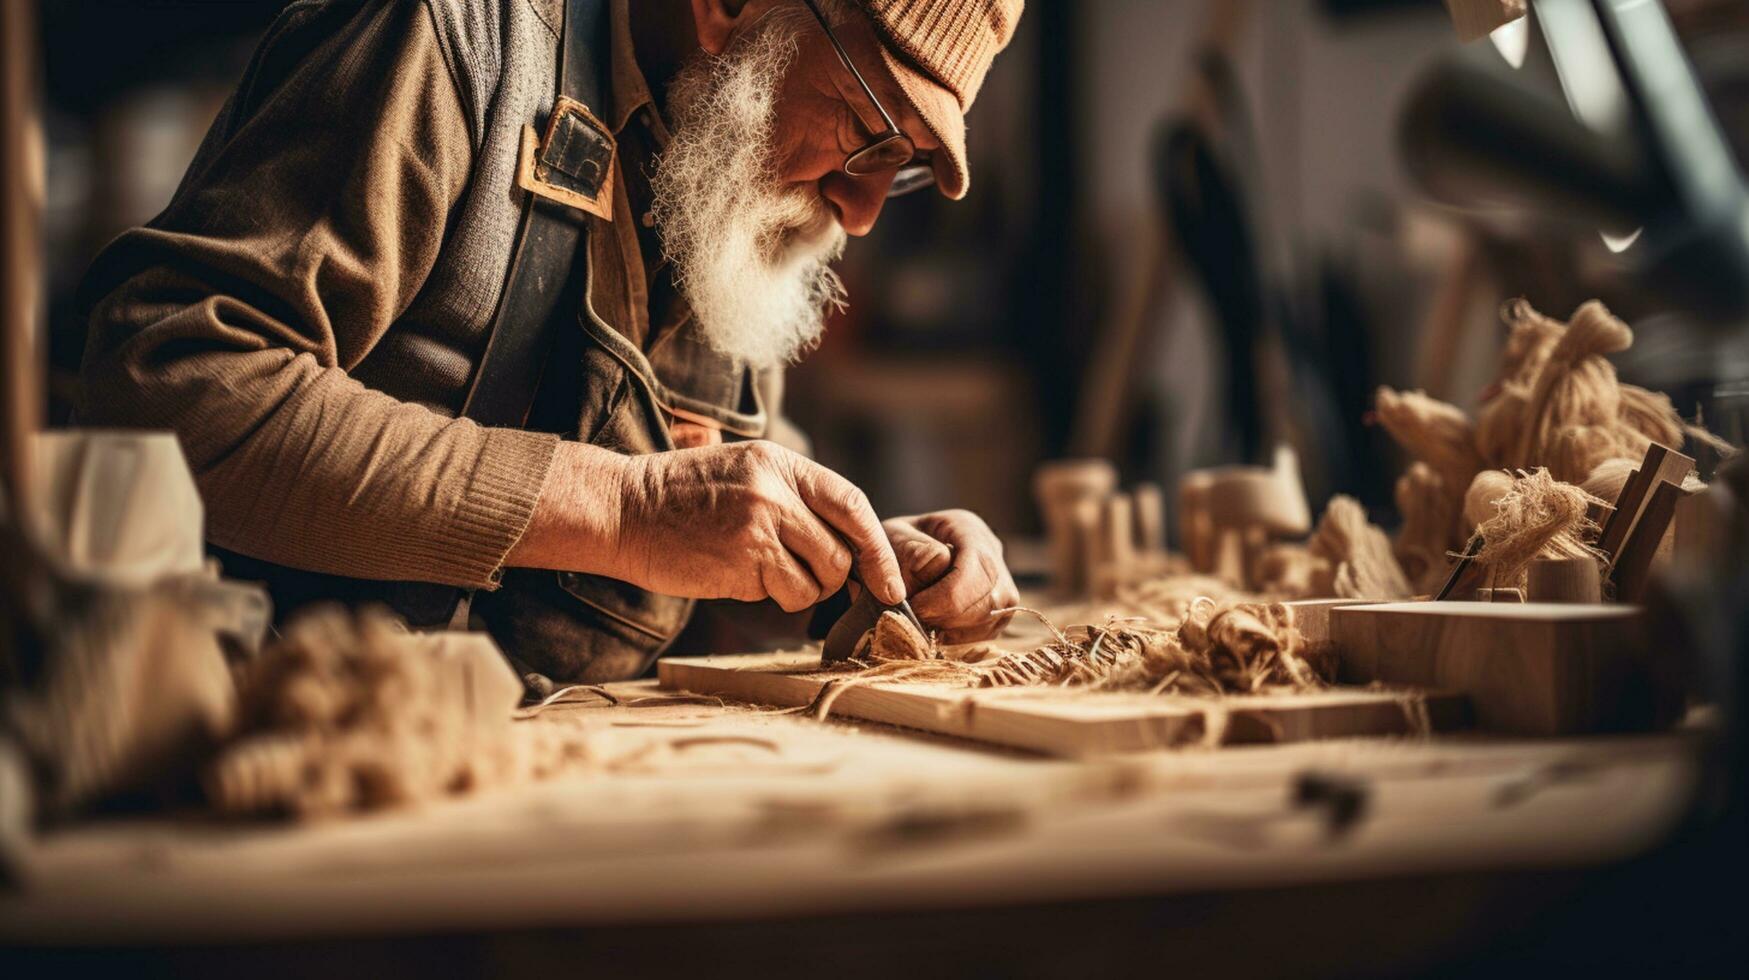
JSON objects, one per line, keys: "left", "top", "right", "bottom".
{"left": 650, "top": 21, "right": 847, "bottom": 370}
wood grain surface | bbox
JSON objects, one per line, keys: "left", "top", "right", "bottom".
{"left": 1331, "top": 601, "right": 1678, "bottom": 735}
{"left": 659, "top": 651, "right": 1467, "bottom": 757}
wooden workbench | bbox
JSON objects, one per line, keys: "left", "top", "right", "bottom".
{"left": 0, "top": 673, "right": 1708, "bottom": 974}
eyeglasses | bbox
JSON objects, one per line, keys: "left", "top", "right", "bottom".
{"left": 799, "top": 0, "right": 936, "bottom": 198}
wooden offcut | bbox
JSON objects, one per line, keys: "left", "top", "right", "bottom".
{"left": 1330, "top": 601, "right": 1676, "bottom": 735}
{"left": 658, "top": 652, "right": 1467, "bottom": 758}
{"left": 1595, "top": 444, "right": 1694, "bottom": 562}
{"left": 1610, "top": 479, "right": 1685, "bottom": 603}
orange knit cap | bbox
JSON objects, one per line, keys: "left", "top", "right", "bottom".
{"left": 859, "top": 0, "right": 1024, "bottom": 199}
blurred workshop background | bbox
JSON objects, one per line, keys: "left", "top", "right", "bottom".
{"left": 36, "top": 0, "right": 1749, "bottom": 538}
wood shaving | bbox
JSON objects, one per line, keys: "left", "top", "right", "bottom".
{"left": 825, "top": 596, "right": 1328, "bottom": 705}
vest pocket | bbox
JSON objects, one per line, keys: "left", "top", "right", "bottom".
{"left": 477, "top": 567, "right": 693, "bottom": 683}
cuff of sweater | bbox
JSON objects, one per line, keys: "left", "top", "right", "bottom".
{"left": 445, "top": 426, "right": 561, "bottom": 590}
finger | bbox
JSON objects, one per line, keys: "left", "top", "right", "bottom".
{"left": 937, "top": 581, "right": 1016, "bottom": 643}
{"left": 758, "top": 547, "right": 827, "bottom": 613}
{"left": 792, "top": 463, "right": 904, "bottom": 605}
{"left": 929, "top": 554, "right": 1019, "bottom": 643}
{"left": 910, "top": 546, "right": 1000, "bottom": 625}
{"left": 778, "top": 514, "right": 854, "bottom": 600}
{"left": 985, "top": 574, "right": 1020, "bottom": 635}
{"left": 885, "top": 521, "right": 954, "bottom": 592}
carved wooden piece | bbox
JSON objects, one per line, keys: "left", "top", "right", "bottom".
{"left": 1033, "top": 460, "right": 1118, "bottom": 594}
{"left": 1330, "top": 602, "right": 1676, "bottom": 735}
{"left": 659, "top": 652, "right": 1467, "bottom": 757}
{"left": 1091, "top": 495, "right": 1135, "bottom": 597}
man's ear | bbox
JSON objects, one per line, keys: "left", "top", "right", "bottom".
{"left": 690, "top": 0, "right": 758, "bottom": 56}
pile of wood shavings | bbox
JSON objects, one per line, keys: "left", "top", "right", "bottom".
{"left": 820, "top": 593, "right": 1329, "bottom": 716}
{"left": 207, "top": 608, "right": 588, "bottom": 820}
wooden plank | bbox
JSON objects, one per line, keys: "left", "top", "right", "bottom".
{"left": 1330, "top": 601, "right": 1678, "bottom": 735}
{"left": 1610, "top": 479, "right": 1685, "bottom": 602}
{"left": 1596, "top": 444, "right": 1694, "bottom": 562}
{"left": 658, "top": 652, "right": 1467, "bottom": 758}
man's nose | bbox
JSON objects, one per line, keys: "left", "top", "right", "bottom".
{"left": 820, "top": 171, "right": 894, "bottom": 237}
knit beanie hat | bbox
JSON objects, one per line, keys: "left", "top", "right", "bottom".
{"left": 859, "top": 0, "right": 1024, "bottom": 199}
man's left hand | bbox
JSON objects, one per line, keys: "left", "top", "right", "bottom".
{"left": 882, "top": 510, "right": 1019, "bottom": 644}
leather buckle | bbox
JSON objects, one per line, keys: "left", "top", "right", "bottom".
{"left": 516, "top": 96, "right": 616, "bottom": 220}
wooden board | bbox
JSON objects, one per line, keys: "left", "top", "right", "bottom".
{"left": 1610, "top": 479, "right": 1685, "bottom": 602}
{"left": 1330, "top": 601, "right": 1678, "bottom": 736}
{"left": 658, "top": 652, "right": 1467, "bottom": 758}
{"left": 1596, "top": 444, "right": 1694, "bottom": 562}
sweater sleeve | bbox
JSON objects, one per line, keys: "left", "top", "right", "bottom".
{"left": 77, "top": 0, "right": 559, "bottom": 591}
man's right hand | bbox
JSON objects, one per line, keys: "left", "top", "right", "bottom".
{"left": 509, "top": 440, "right": 905, "bottom": 612}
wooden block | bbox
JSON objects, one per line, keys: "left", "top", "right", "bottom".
{"left": 1526, "top": 556, "right": 1600, "bottom": 603}
{"left": 1596, "top": 444, "right": 1694, "bottom": 561}
{"left": 658, "top": 653, "right": 1468, "bottom": 758}
{"left": 402, "top": 632, "right": 524, "bottom": 723}
{"left": 1330, "top": 602, "right": 1675, "bottom": 735}
{"left": 1281, "top": 598, "right": 1368, "bottom": 646}
{"left": 1611, "top": 480, "right": 1685, "bottom": 602}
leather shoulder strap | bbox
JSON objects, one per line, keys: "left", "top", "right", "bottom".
{"left": 459, "top": 0, "right": 610, "bottom": 428}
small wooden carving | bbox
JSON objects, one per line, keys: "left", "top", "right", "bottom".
{"left": 1033, "top": 459, "right": 1118, "bottom": 595}
{"left": 1179, "top": 447, "right": 1313, "bottom": 589}
{"left": 1091, "top": 494, "right": 1135, "bottom": 597}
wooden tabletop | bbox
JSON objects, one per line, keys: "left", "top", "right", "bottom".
{"left": 0, "top": 681, "right": 1705, "bottom": 948}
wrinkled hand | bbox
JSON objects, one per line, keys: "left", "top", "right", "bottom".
{"left": 612, "top": 441, "right": 904, "bottom": 612}
{"left": 881, "top": 510, "right": 1018, "bottom": 643}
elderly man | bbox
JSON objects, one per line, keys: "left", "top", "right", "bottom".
{"left": 76, "top": 0, "right": 1023, "bottom": 681}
